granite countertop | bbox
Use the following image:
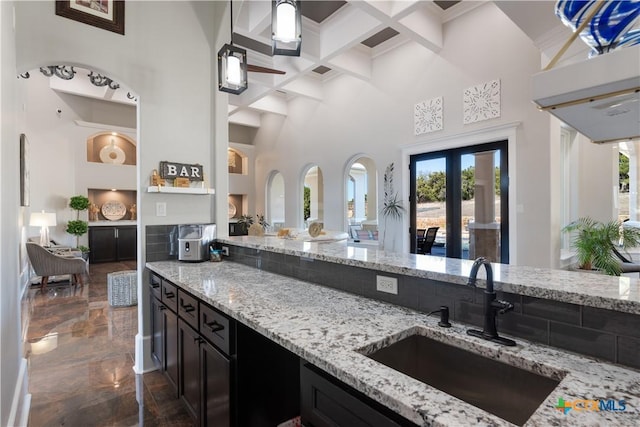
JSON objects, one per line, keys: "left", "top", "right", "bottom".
{"left": 219, "top": 236, "right": 640, "bottom": 315}
{"left": 146, "top": 260, "right": 640, "bottom": 426}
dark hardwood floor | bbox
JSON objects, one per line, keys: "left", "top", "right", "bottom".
{"left": 24, "top": 261, "right": 194, "bottom": 427}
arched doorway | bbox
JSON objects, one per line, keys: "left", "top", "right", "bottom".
{"left": 266, "top": 170, "right": 285, "bottom": 230}
{"left": 301, "top": 165, "right": 323, "bottom": 228}
{"left": 345, "top": 156, "right": 377, "bottom": 240}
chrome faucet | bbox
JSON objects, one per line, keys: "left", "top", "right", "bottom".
{"left": 466, "top": 257, "right": 516, "bottom": 346}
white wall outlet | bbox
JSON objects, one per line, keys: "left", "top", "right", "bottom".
{"left": 156, "top": 202, "right": 167, "bottom": 217}
{"left": 376, "top": 275, "right": 398, "bottom": 295}
{"left": 221, "top": 246, "right": 229, "bottom": 256}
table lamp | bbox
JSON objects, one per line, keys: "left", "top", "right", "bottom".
{"left": 30, "top": 211, "right": 57, "bottom": 247}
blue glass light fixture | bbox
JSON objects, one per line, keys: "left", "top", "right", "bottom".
{"left": 555, "top": 0, "right": 640, "bottom": 56}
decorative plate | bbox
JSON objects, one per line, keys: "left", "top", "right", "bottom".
{"left": 101, "top": 200, "right": 127, "bottom": 221}
{"left": 99, "top": 144, "right": 126, "bottom": 164}
{"left": 228, "top": 202, "right": 237, "bottom": 218}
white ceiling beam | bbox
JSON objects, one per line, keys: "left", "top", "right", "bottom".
{"left": 353, "top": 0, "right": 422, "bottom": 19}
{"left": 229, "top": 108, "right": 262, "bottom": 127}
{"left": 248, "top": 93, "right": 288, "bottom": 116}
{"left": 281, "top": 75, "right": 324, "bottom": 101}
{"left": 326, "top": 46, "right": 372, "bottom": 82}
{"left": 319, "top": 4, "right": 382, "bottom": 58}
{"left": 397, "top": 6, "right": 443, "bottom": 52}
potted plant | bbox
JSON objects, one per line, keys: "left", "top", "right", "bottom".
{"left": 380, "top": 162, "right": 405, "bottom": 251}
{"left": 66, "top": 195, "right": 90, "bottom": 258}
{"left": 236, "top": 214, "right": 254, "bottom": 235}
{"left": 563, "top": 217, "right": 640, "bottom": 276}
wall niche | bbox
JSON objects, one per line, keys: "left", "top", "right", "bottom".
{"left": 88, "top": 189, "right": 137, "bottom": 222}
{"left": 87, "top": 132, "right": 136, "bottom": 165}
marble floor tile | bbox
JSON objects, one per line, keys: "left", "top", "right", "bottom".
{"left": 26, "top": 260, "right": 194, "bottom": 427}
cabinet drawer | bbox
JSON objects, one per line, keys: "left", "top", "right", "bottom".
{"left": 178, "top": 290, "right": 199, "bottom": 330}
{"left": 200, "top": 303, "right": 231, "bottom": 355}
{"left": 150, "top": 273, "right": 162, "bottom": 300}
{"left": 161, "top": 280, "right": 178, "bottom": 313}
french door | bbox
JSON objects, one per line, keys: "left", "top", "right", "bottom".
{"left": 409, "top": 141, "right": 509, "bottom": 263}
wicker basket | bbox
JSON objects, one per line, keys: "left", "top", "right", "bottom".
{"left": 107, "top": 270, "right": 138, "bottom": 307}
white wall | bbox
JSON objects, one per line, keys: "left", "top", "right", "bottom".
{"left": 253, "top": 3, "right": 558, "bottom": 264}
{"left": 12, "top": 0, "right": 222, "bottom": 394}
{"left": 1, "top": 2, "right": 31, "bottom": 425}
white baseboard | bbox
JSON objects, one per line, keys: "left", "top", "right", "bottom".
{"left": 7, "top": 358, "right": 31, "bottom": 427}
{"left": 134, "top": 333, "right": 158, "bottom": 375}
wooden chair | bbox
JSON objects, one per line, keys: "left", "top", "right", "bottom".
{"left": 420, "top": 227, "right": 439, "bottom": 255}
{"left": 26, "top": 242, "right": 87, "bottom": 291}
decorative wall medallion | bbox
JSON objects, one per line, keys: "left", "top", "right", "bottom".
{"left": 463, "top": 79, "right": 501, "bottom": 124}
{"left": 414, "top": 96, "right": 443, "bottom": 135}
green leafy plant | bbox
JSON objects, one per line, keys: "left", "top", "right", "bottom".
{"left": 66, "top": 195, "right": 90, "bottom": 250}
{"left": 563, "top": 217, "right": 640, "bottom": 276}
{"left": 237, "top": 215, "right": 254, "bottom": 235}
{"left": 380, "top": 163, "right": 405, "bottom": 249}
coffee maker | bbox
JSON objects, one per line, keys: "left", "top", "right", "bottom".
{"left": 178, "top": 224, "right": 216, "bottom": 262}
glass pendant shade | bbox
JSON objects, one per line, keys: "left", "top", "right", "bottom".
{"left": 217, "top": 43, "right": 248, "bottom": 94}
{"left": 272, "top": 0, "right": 302, "bottom": 56}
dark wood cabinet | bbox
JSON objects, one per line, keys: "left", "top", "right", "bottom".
{"left": 149, "top": 275, "right": 178, "bottom": 395}
{"left": 150, "top": 271, "right": 233, "bottom": 427}
{"left": 89, "top": 225, "right": 136, "bottom": 263}
{"left": 300, "top": 362, "right": 417, "bottom": 427}
{"left": 149, "top": 270, "right": 305, "bottom": 427}
{"left": 179, "top": 319, "right": 202, "bottom": 421}
{"left": 236, "top": 323, "right": 300, "bottom": 427}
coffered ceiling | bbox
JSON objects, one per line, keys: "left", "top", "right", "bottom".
{"left": 228, "top": 0, "right": 566, "bottom": 126}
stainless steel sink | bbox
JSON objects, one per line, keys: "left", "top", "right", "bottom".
{"left": 365, "top": 334, "right": 561, "bottom": 426}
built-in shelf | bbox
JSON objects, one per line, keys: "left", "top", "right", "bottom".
{"left": 147, "top": 186, "right": 215, "bottom": 195}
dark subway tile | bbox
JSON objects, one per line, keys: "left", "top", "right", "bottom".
{"left": 549, "top": 322, "right": 615, "bottom": 362}
{"left": 617, "top": 335, "right": 640, "bottom": 370}
{"left": 435, "top": 282, "right": 476, "bottom": 303}
{"left": 583, "top": 307, "right": 640, "bottom": 339}
{"left": 498, "top": 313, "right": 549, "bottom": 345}
{"left": 456, "top": 300, "right": 484, "bottom": 329}
{"left": 522, "top": 296, "right": 581, "bottom": 325}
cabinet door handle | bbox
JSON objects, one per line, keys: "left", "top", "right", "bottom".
{"left": 151, "top": 283, "right": 160, "bottom": 288}
{"left": 159, "top": 305, "right": 166, "bottom": 311}
{"left": 182, "top": 303, "right": 195, "bottom": 312}
{"left": 204, "top": 321, "right": 224, "bottom": 333}
{"left": 164, "top": 291, "right": 175, "bottom": 298}
{"left": 194, "top": 336, "right": 204, "bottom": 344}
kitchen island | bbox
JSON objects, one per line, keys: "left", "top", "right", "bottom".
{"left": 147, "top": 238, "right": 640, "bottom": 426}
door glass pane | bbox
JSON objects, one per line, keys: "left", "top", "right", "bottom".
{"left": 464, "top": 150, "right": 501, "bottom": 262}
{"left": 415, "top": 157, "right": 446, "bottom": 256}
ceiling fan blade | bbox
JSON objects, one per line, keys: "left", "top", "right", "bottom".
{"left": 247, "top": 64, "right": 286, "bottom": 75}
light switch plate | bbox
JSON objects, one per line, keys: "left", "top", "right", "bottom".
{"left": 156, "top": 202, "right": 166, "bottom": 217}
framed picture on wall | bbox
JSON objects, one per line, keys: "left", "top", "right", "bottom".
{"left": 55, "top": 1, "right": 125, "bottom": 35}
{"left": 20, "top": 133, "right": 30, "bottom": 207}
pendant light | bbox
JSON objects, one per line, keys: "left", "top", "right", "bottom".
{"left": 272, "top": 0, "right": 302, "bottom": 56}
{"left": 218, "top": 0, "right": 248, "bottom": 94}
